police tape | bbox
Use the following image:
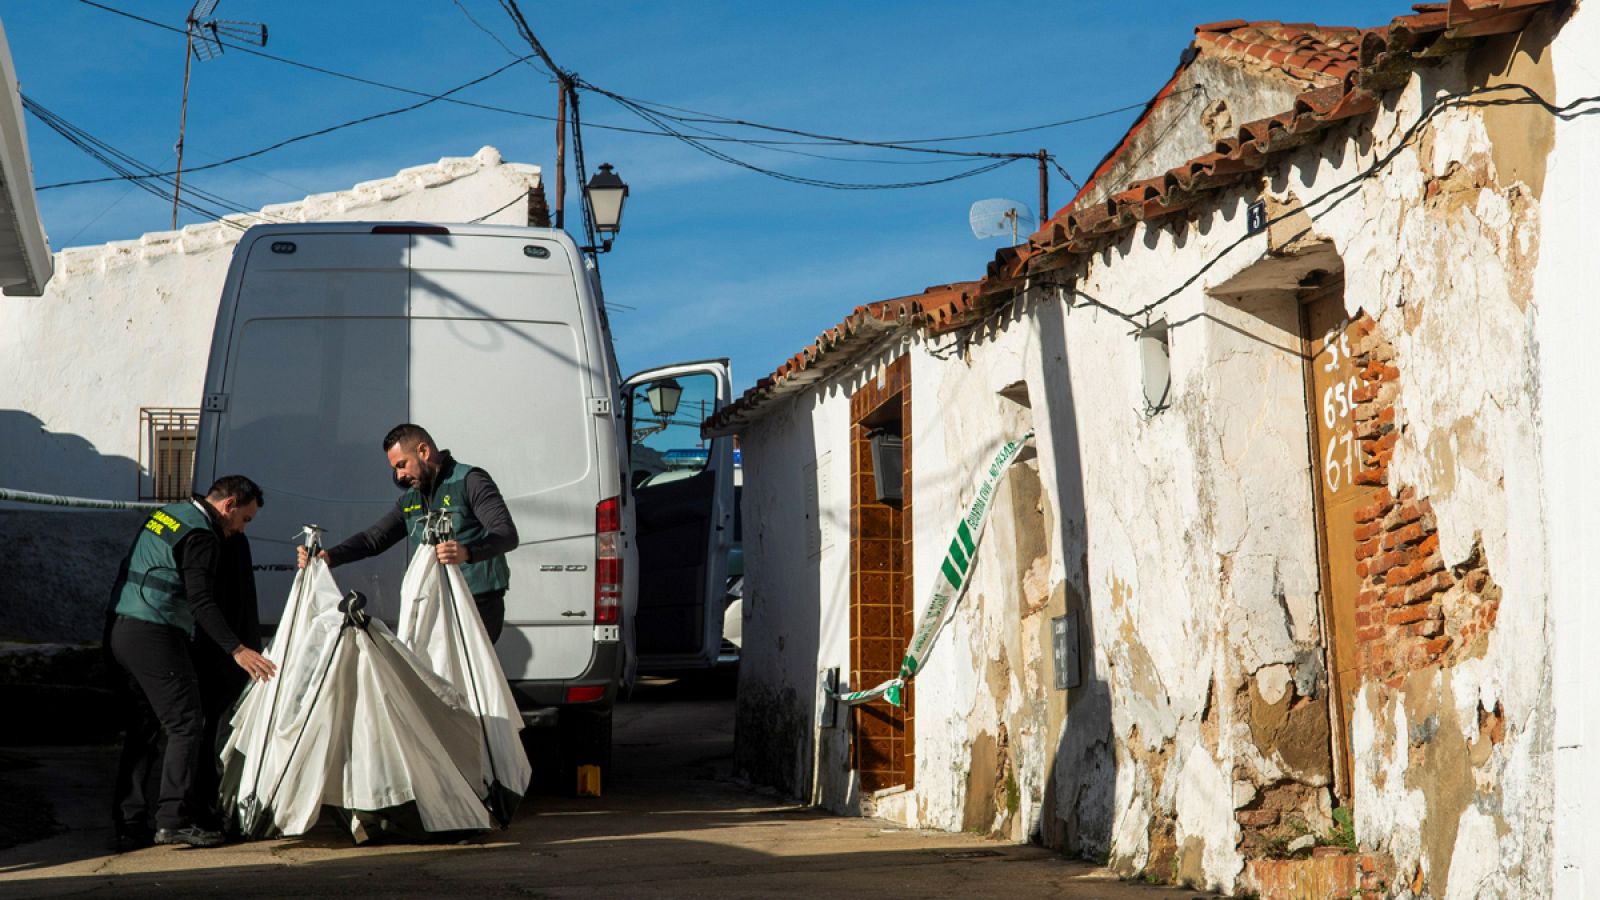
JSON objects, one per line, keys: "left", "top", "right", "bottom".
{"left": 0, "top": 487, "right": 162, "bottom": 511}
{"left": 829, "top": 431, "right": 1035, "bottom": 708}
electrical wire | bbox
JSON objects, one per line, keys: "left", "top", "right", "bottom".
{"left": 1119, "top": 83, "right": 1600, "bottom": 324}
{"left": 931, "top": 83, "right": 1600, "bottom": 352}
{"left": 74, "top": 0, "right": 1159, "bottom": 157}
{"left": 24, "top": 96, "right": 278, "bottom": 229}
{"left": 36, "top": 54, "right": 535, "bottom": 191}
{"left": 587, "top": 84, "right": 1041, "bottom": 161}
{"left": 605, "top": 91, "right": 1026, "bottom": 190}
{"left": 452, "top": 0, "right": 549, "bottom": 79}
{"left": 469, "top": 189, "right": 530, "bottom": 224}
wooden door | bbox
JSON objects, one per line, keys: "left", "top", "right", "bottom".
{"left": 848, "top": 356, "right": 915, "bottom": 793}
{"left": 1302, "top": 284, "right": 1373, "bottom": 802}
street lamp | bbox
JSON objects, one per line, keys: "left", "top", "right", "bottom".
{"left": 584, "top": 163, "right": 629, "bottom": 252}
{"left": 646, "top": 378, "right": 682, "bottom": 419}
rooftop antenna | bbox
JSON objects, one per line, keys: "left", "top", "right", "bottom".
{"left": 969, "top": 198, "right": 1036, "bottom": 246}
{"left": 172, "top": 0, "right": 268, "bottom": 228}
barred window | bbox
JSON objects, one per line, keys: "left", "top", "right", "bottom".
{"left": 138, "top": 408, "right": 200, "bottom": 502}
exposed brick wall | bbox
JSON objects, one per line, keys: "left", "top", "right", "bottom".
{"left": 1233, "top": 779, "right": 1325, "bottom": 858}
{"left": 1346, "top": 315, "right": 1500, "bottom": 687}
{"left": 1247, "top": 851, "right": 1392, "bottom": 898}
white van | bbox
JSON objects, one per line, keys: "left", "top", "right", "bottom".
{"left": 191, "top": 222, "right": 735, "bottom": 774}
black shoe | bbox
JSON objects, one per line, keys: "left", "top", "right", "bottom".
{"left": 153, "top": 825, "right": 225, "bottom": 848}
{"left": 109, "top": 827, "right": 154, "bottom": 853}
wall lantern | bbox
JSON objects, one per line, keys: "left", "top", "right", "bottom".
{"left": 584, "top": 163, "right": 629, "bottom": 251}
{"left": 646, "top": 378, "right": 682, "bottom": 418}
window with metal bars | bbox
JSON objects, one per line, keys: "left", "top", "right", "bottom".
{"left": 138, "top": 408, "right": 200, "bottom": 502}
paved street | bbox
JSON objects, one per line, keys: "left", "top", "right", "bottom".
{"left": 0, "top": 678, "right": 1204, "bottom": 899}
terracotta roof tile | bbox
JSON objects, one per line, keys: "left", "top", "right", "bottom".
{"left": 705, "top": 0, "right": 1563, "bottom": 433}
{"left": 704, "top": 283, "right": 979, "bottom": 436}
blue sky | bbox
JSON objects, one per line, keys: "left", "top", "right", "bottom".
{"left": 7, "top": 1, "right": 1404, "bottom": 388}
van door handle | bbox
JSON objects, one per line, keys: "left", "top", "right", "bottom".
{"left": 561, "top": 610, "right": 588, "bottom": 618}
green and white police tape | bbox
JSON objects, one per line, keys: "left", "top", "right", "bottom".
{"left": 0, "top": 487, "right": 162, "bottom": 511}
{"left": 830, "top": 430, "right": 1035, "bottom": 708}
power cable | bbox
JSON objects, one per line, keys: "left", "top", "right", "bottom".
{"left": 603, "top": 92, "right": 1025, "bottom": 190}
{"left": 36, "top": 54, "right": 534, "bottom": 191}
{"left": 1120, "top": 83, "right": 1599, "bottom": 325}
{"left": 587, "top": 84, "right": 1042, "bottom": 162}
{"left": 469, "top": 189, "right": 530, "bottom": 224}
{"left": 74, "top": 0, "right": 1162, "bottom": 156}
{"left": 452, "top": 0, "right": 549, "bottom": 79}
{"left": 609, "top": 88, "right": 1188, "bottom": 152}
{"left": 24, "top": 96, "right": 275, "bottom": 228}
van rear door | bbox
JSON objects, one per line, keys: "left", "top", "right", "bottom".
{"left": 622, "top": 361, "right": 734, "bottom": 671}
{"left": 407, "top": 232, "right": 600, "bottom": 682}
{"left": 207, "top": 232, "right": 411, "bottom": 620}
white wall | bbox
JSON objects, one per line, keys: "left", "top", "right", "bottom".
{"left": 736, "top": 366, "right": 857, "bottom": 804}
{"left": 0, "top": 146, "right": 540, "bottom": 500}
{"left": 1540, "top": 2, "right": 1600, "bottom": 894}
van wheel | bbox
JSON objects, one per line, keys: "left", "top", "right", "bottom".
{"left": 558, "top": 704, "right": 613, "bottom": 795}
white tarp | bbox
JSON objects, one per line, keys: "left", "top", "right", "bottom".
{"left": 397, "top": 545, "right": 531, "bottom": 821}
{"left": 219, "top": 556, "right": 496, "bottom": 841}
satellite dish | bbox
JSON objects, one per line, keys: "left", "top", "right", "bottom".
{"left": 969, "top": 198, "right": 1036, "bottom": 243}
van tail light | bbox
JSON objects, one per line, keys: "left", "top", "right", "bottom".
{"left": 595, "top": 496, "right": 622, "bottom": 625}
{"left": 566, "top": 685, "right": 606, "bottom": 703}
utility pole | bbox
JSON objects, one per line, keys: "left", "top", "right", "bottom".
{"left": 1037, "top": 149, "right": 1049, "bottom": 230}
{"left": 554, "top": 83, "right": 568, "bottom": 229}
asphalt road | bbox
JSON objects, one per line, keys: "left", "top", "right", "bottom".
{"left": 0, "top": 676, "right": 1206, "bottom": 899}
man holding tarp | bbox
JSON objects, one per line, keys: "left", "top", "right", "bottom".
{"left": 299, "top": 424, "right": 519, "bottom": 641}
{"left": 107, "top": 475, "right": 278, "bottom": 851}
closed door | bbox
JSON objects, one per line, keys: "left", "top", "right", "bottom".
{"left": 1302, "top": 284, "right": 1373, "bottom": 801}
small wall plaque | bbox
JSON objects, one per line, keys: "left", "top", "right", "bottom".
{"left": 1247, "top": 200, "right": 1268, "bottom": 235}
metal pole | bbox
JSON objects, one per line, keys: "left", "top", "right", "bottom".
{"left": 1037, "top": 149, "right": 1048, "bottom": 230}
{"left": 173, "top": 30, "right": 195, "bottom": 229}
{"left": 555, "top": 83, "right": 567, "bottom": 230}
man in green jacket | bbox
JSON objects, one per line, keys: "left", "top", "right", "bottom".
{"left": 300, "top": 423, "right": 519, "bottom": 641}
{"left": 108, "top": 475, "right": 277, "bottom": 850}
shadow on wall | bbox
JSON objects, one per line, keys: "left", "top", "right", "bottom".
{"left": 0, "top": 410, "right": 140, "bottom": 500}
{"left": 0, "top": 411, "right": 148, "bottom": 643}
{"left": 0, "top": 507, "right": 143, "bottom": 643}
{"left": 1030, "top": 298, "right": 1118, "bottom": 860}
{"left": 733, "top": 406, "right": 824, "bottom": 800}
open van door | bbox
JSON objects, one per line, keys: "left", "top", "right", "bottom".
{"left": 622, "top": 360, "right": 734, "bottom": 672}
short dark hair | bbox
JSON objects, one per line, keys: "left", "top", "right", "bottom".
{"left": 382, "top": 423, "right": 435, "bottom": 452}
{"left": 207, "top": 475, "right": 264, "bottom": 508}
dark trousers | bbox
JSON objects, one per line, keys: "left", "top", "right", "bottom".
{"left": 110, "top": 616, "right": 206, "bottom": 831}
{"left": 474, "top": 589, "right": 505, "bottom": 643}
{"left": 192, "top": 651, "right": 248, "bottom": 830}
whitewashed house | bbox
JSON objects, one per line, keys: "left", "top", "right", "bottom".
{"left": 709, "top": 2, "right": 1599, "bottom": 895}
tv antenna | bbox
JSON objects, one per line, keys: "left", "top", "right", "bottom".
{"left": 969, "top": 198, "right": 1036, "bottom": 245}
{"left": 172, "top": 0, "right": 268, "bottom": 228}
